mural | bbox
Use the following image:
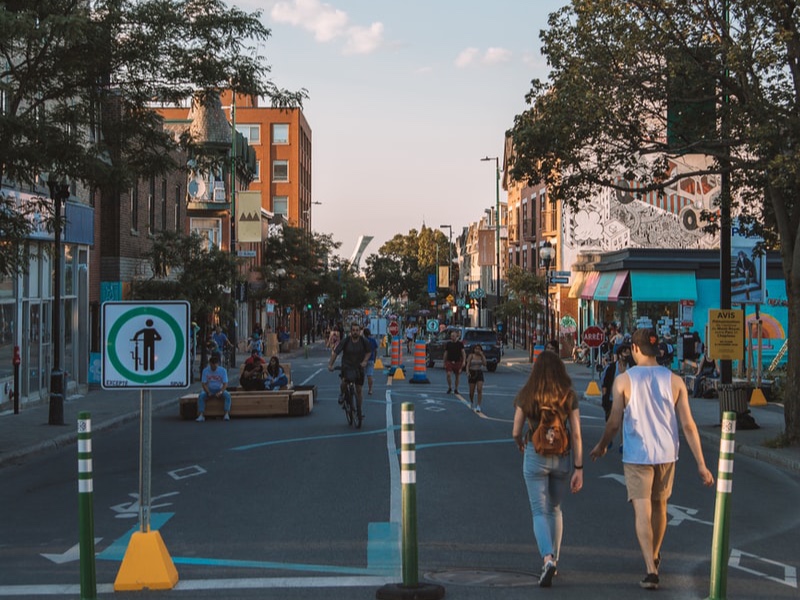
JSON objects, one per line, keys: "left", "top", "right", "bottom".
{"left": 563, "top": 155, "right": 721, "bottom": 265}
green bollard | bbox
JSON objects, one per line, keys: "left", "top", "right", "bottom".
{"left": 78, "top": 412, "right": 97, "bottom": 600}
{"left": 706, "top": 410, "right": 737, "bottom": 600}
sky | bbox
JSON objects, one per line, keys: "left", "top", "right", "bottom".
{"left": 233, "top": 0, "right": 569, "bottom": 260}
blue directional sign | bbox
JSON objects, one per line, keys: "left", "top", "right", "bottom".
{"left": 102, "top": 301, "right": 190, "bottom": 389}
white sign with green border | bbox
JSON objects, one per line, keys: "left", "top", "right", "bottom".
{"left": 102, "top": 301, "right": 190, "bottom": 389}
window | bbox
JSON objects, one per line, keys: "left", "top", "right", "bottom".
{"left": 130, "top": 182, "right": 139, "bottom": 232}
{"left": 272, "top": 196, "right": 288, "bottom": 216}
{"left": 190, "top": 218, "right": 222, "bottom": 251}
{"left": 254, "top": 160, "right": 261, "bottom": 182}
{"left": 272, "top": 160, "right": 288, "bottom": 182}
{"left": 272, "top": 124, "right": 289, "bottom": 144}
{"left": 161, "top": 179, "right": 167, "bottom": 230}
{"left": 174, "top": 185, "right": 182, "bottom": 232}
{"left": 235, "top": 124, "right": 260, "bottom": 144}
{"left": 148, "top": 177, "right": 156, "bottom": 234}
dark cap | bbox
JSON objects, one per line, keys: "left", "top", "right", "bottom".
{"left": 631, "top": 328, "right": 658, "bottom": 357}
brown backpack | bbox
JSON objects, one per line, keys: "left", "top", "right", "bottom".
{"left": 531, "top": 406, "right": 569, "bottom": 456}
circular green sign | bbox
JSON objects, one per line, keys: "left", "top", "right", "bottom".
{"left": 107, "top": 306, "right": 185, "bottom": 384}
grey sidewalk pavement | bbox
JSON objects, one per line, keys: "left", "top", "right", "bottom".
{"left": 1, "top": 343, "right": 798, "bottom": 474}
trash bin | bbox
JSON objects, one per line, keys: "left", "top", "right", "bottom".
{"left": 718, "top": 382, "right": 752, "bottom": 421}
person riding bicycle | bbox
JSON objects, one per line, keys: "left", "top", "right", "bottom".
{"left": 328, "top": 322, "right": 372, "bottom": 420}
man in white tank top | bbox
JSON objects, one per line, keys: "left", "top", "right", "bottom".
{"left": 590, "top": 328, "right": 714, "bottom": 590}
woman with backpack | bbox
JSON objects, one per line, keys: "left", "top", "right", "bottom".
{"left": 512, "top": 351, "right": 584, "bottom": 588}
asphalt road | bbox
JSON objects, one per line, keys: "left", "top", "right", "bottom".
{"left": 0, "top": 348, "right": 798, "bottom": 599}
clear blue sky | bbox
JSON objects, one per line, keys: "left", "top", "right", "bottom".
{"left": 235, "top": 0, "right": 568, "bottom": 259}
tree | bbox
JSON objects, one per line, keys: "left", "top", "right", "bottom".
{"left": 369, "top": 226, "right": 452, "bottom": 311}
{"left": 0, "top": 0, "right": 306, "bottom": 264}
{"left": 131, "top": 230, "right": 238, "bottom": 368}
{"left": 497, "top": 265, "right": 546, "bottom": 325}
{"left": 509, "top": 0, "right": 800, "bottom": 443}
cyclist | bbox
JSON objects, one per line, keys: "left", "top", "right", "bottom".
{"left": 328, "top": 322, "right": 372, "bottom": 420}
{"left": 211, "top": 324, "right": 233, "bottom": 365}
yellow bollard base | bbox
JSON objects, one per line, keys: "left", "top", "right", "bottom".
{"left": 750, "top": 388, "right": 768, "bottom": 406}
{"left": 393, "top": 367, "right": 406, "bottom": 380}
{"left": 374, "top": 357, "right": 384, "bottom": 370}
{"left": 114, "top": 530, "right": 178, "bottom": 591}
{"left": 585, "top": 381, "right": 601, "bottom": 396}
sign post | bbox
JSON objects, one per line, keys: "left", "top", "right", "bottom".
{"left": 103, "top": 302, "right": 188, "bottom": 592}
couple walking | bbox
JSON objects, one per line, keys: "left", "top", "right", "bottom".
{"left": 512, "top": 328, "right": 714, "bottom": 589}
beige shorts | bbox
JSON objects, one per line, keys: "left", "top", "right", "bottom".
{"left": 623, "top": 462, "right": 676, "bottom": 502}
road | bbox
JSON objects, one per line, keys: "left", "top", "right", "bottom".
{"left": 0, "top": 344, "right": 798, "bottom": 599}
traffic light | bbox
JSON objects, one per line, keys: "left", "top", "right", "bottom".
{"left": 464, "top": 298, "right": 471, "bottom": 309}
{"left": 306, "top": 303, "right": 312, "bottom": 310}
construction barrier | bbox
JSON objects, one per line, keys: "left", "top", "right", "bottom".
{"left": 376, "top": 404, "right": 445, "bottom": 600}
{"left": 706, "top": 410, "right": 737, "bottom": 600}
{"left": 78, "top": 412, "right": 97, "bottom": 600}
{"left": 532, "top": 344, "right": 544, "bottom": 362}
{"left": 409, "top": 340, "right": 430, "bottom": 384}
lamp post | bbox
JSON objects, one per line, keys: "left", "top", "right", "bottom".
{"left": 540, "top": 241, "right": 554, "bottom": 346}
{"left": 439, "top": 224, "right": 452, "bottom": 324}
{"left": 48, "top": 178, "right": 70, "bottom": 426}
{"left": 481, "top": 156, "right": 501, "bottom": 328}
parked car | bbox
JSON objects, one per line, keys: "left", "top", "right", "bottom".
{"left": 425, "top": 327, "right": 501, "bottom": 372}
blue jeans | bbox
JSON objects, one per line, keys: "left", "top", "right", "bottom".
{"left": 198, "top": 390, "right": 231, "bottom": 413}
{"left": 522, "top": 445, "right": 571, "bottom": 560}
{"left": 265, "top": 374, "right": 288, "bottom": 390}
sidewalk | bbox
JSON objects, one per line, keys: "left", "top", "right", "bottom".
{"left": 1, "top": 343, "right": 798, "bottom": 474}
{"left": 499, "top": 345, "right": 800, "bottom": 473}
{"left": 0, "top": 345, "right": 315, "bottom": 469}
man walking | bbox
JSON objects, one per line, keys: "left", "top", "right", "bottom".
{"left": 590, "top": 328, "right": 714, "bottom": 590}
{"left": 444, "top": 329, "right": 466, "bottom": 395}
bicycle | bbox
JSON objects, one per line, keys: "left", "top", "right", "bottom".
{"left": 334, "top": 366, "right": 362, "bottom": 429}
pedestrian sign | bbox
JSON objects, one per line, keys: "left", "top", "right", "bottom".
{"left": 102, "top": 301, "right": 190, "bottom": 389}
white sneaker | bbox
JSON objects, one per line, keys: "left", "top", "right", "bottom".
{"left": 475, "top": 406, "right": 482, "bottom": 413}
{"left": 196, "top": 414, "right": 205, "bottom": 422}
{"left": 223, "top": 413, "right": 230, "bottom": 421}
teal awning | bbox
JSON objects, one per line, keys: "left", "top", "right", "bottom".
{"left": 593, "top": 271, "right": 628, "bottom": 302}
{"left": 630, "top": 271, "right": 697, "bottom": 302}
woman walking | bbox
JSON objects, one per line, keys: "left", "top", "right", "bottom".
{"left": 512, "top": 351, "right": 584, "bottom": 587}
{"left": 465, "top": 344, "right": 487, "bottom": 412}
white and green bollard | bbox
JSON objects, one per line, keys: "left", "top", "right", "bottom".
{"left": 78, "top": 412, "right": 97, "bottom": 600}
{"left": 376, "top": 403, "right": 444, "bottom": 600}
{"left": 706, "top": 410, "right": 737, "bottom": 600}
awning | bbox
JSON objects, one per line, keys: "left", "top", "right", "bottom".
{"left": 580, "top": 271, "right": 601, "bottom": 300}
{"left": 568, "top": 271, "right": 587, "bottom": 299}
{"left": 594, "top": 271, "right": 629, "bottom": 302}
{"left": 630, "top": 271, "right": 697, "bottom": 302}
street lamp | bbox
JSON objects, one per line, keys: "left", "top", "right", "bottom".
{"left": 47, "top": 177, "right": 70, "bottom": 426}
{"left": 540, "top": 241, "right": 554, "bottom": 346}
{"left": 439, "top": 224, "right": 452, "bottom": 287}
{"left": 481, "top": 156, "right": 501, "bottom": 328}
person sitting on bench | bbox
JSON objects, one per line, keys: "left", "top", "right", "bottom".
{"left": 692, "top": 351, "right": 719, "bottom": 398}
{"left": 239, "top": 349, "right": 266, "bottom": 391}
{"left": 265, "top": 356, "right": 289, "bottom": 390}
{"left": 196, "top": 352, "right": 231, "bottom": 422}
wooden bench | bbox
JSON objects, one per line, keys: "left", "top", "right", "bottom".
{"left": 179, "top": 387, "right": 313, "bottom": 420}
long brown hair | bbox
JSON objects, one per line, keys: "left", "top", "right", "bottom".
{"left": 513, "top": 351, "right": 574, "bottom": 419}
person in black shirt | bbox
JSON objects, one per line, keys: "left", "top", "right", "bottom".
{"left": 444, "top": 330, "right": 466, "bottom": 395}
{"left": 328, "top": 323, "right": 372, "bottom": 419}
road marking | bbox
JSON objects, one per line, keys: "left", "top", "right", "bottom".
{"left": 415, "top": 438, "right": 511, "bottom": 451}
{"left": 168, "top": 465, "right": 206, "bottom": 480}
{"left": 41, "top": 539, "right": 102, "bottom": 564}
{"left": 730, "top": 548, "right": 798, "bottom": 588}
{"left": 109, "top": 491, "right": 178, "bottom": 518}
{"left": 230, "top": 428, "right": 391, "bottom": 452}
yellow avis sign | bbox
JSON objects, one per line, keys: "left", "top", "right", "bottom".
{"left": 708, "top": 309, "right": 744, "bottom": 360}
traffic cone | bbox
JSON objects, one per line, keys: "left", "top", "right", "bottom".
{"left": 374, "top": 357, "right": 384, "bottom": 370}
{"left": 393, "top": 367, "right": 405, "bottom": 380}
{"left": 750, "top": 388, "right": 768, "bottom": 406}
{"left": 585, "top": 381, "right": 601, "bottom": 397}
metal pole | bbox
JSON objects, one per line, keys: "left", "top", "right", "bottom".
{"left": 229, "top": 89, "right": 238, "bottom": 369}
{"left": 401, "top": 402, "right": 418, "bottom": 585}
{"left": 494, "top": 158, "right": 501, "bottom": 328}
{"left": 48, "top": 180, "right": 69, "bottom": 426}
{"left": 544, "top": 268, "right": 550, "bottom": 346}
{"left": 139, "top": 389, "right": 152, "bottom": 532}
{"left": 719, "top": 0, "right": 732, "bottom": 386}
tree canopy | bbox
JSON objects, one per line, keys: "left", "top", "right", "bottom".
{"left": 0, "top": 0, "right": 306, "bottom": 269}
{"left": 509, "top": 0, "right": 800, "bottom": 442}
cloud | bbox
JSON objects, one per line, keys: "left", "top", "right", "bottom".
{"left": 455, "top": 47, "right": 480, "bottom": 68}
{"left": 455, "top": 46, "right": 513, "bottom": 68}
{"left": 271, "top": 0, "right": 383, "bottom": 54}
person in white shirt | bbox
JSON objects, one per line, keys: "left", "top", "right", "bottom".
{"left": 590, "top": 328, "right": 714, "bottom": 590}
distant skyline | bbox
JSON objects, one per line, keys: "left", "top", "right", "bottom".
{"left": 234, "top": 0, "right": 567, "bottom": 259}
